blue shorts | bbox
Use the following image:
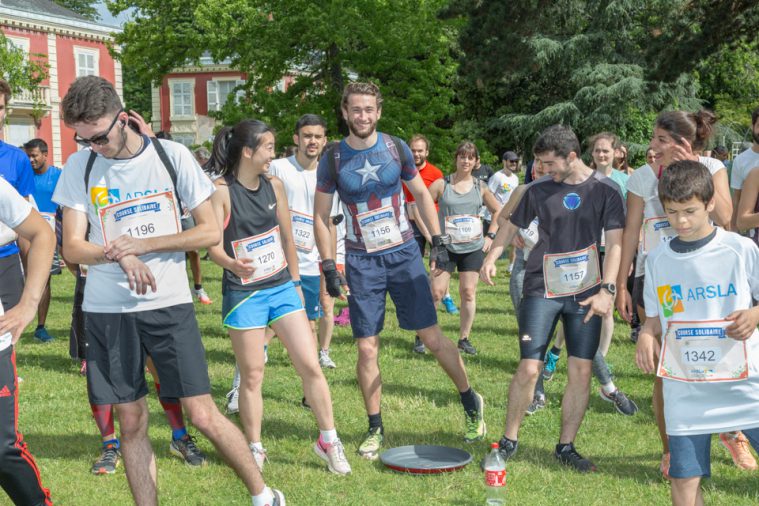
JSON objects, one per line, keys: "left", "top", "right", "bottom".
{"left": 518, "top": 296, "right": 601, "bottom": 360}
{"left": 669, "top": 428, "right": 759, "bottom": 479}
{"left": 346, "top": 241, "right": 438, "bottom": 338}
{"left": 222, "top": 282, "right": 304, "bottom": 330}
{"left": 301, "top": 275, "right": 322, "bottom": 321}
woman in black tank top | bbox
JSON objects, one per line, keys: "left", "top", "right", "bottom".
{"left": 205, "top": 120, "right": 351, "bottom": 475}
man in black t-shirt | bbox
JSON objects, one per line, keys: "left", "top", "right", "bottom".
{"left": 480, "top": 125, "right": 625, "bottom": 473}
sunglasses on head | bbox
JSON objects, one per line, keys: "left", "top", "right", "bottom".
{"left": 74, "top": 109, "right": 124, "bottom": 147}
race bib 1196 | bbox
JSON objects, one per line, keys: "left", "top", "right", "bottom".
{"left": 99, "top": 191, "right": 181, "bottom": 245}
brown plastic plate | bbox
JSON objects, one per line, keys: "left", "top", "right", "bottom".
{"left": 380, "top": 445, "right": 472, "bottom": 474}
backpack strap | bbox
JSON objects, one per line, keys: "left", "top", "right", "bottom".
{"left": 325, "top": 142, "right": 341, "bottom": 185}
{"left": 150, "top": 137, "right": 184, "bottom": 217}
{"left": 385, "top": 134, "right": 411, "bottom": 170}
{"left": 83, "top": 150, "right": 98, "bottom": 194}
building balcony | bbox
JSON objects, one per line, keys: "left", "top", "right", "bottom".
{"left": 12, "top": 86, "right": 51, "bottom": 110}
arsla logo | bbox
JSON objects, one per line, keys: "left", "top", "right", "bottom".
{"left": 562, "top": 192, "right": 581, "bottom": 211}
{"left": 91, "top": 186, "right": 120, "bottom": 208}
{"left": 657, "top": 284, "right": 684, "bottom": 317}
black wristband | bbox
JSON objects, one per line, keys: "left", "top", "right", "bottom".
{"left": 321, "top": 259, "right": 337, "bottom": 271}
{"left": 432, "top": 234, "right": 451, "bottom": 247}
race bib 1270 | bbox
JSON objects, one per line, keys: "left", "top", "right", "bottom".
{"left": 231, "top": 226, "right": 287, "bottom": 285}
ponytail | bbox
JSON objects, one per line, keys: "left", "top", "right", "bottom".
{"left": 203, "top": 120, "right": 273, "bottom": 178}
{"left": 655, "top": 109, "right": 718, "bottom": 152}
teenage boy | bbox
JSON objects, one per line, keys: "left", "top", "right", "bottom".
{"left": 53, "top": 76, "right": 284, "bottom": 506}
{"left": 313, "top": 82, "right": 485, "bottom": 460}
{"left": 636, "top": 160, "right": 759, "bottom": 506}
{"left": 481, "top": 125, "right": 625, "bottom": 472}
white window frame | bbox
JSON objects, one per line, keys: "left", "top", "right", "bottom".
{"left": 171, "top": 133, "right": 196, "bottom": 147}
{"left": 74, "top": 46, "right": 99, "bottom": 77}
{"left": 206, "top": 78, "right": 245, "bottom": 112}
{"left": 6, "top": 36, "right": 30, "bottom": 59}
{"left": 169, "top": 79, "right": 195, "bottom": 119}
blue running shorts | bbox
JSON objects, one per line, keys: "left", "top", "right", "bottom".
{"left": 222, "top": 281, "right": 304, "bottom": 330}
{"left": 346, "top": 241, "right": 438, "bottom": 338}
{"left": 301, "top": 274, "right": 322, "bottom": 321}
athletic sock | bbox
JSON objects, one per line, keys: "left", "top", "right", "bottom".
{"left": 249, "top": 441, "right": 264, "bottom": 451}
{"left": 155, "top": 383, "right": 187, "bottom": 440}
{"left": 90, "top": 403, "right": 115, "bottom": 439}
{"left": 459, "top": 388, "right": 478, "bottom": 415}
{"left": 368, "top": 413, "right": 383, "bottom": 433}
{"left": 601, "top": 381, "right": 617, "bottom": 395}
{"left": 36, "top": 324, "right": 44, "bottom": 330}
{"left": 252, "top": 487, "right": 274, "bottom": 506}
{"left": 319, "top": 429, "right": 338, "bottom": 446}
{"left": 103, "top": 437, "right": 120, "bottom": 449}
{"left": 557, "top": 442, "right": 573, "bottom": 453}
{"left": 194, "top": 284, "right": 202, "bottom": 291}
{"left": 550, "top": 346, "right": 562, "bottom": 357}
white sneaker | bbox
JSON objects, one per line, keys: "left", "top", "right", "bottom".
{"left": 319, "top": 349, "right": 336, "bottom": 369}
{"left": 194, "top": 287, "right": 213, "bottom": 305}
{"left": 313, "top": 438, "right": 351, "bottom": 475}
{"left": 226, "top": 387, "right": 239, "bottom": 414}
{"left": 250, "top": 444, "right": 267, "bottom": 472}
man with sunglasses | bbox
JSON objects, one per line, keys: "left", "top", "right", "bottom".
{"left": 53, "top": 76, "right": 285, "bottom": 506}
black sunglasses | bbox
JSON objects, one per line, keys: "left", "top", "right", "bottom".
{"left": 74, "top": 109, "right": 124, "bottom": 147}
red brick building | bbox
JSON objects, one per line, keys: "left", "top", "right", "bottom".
{"left": 152, "top": 55, "right": 295, "bottom": 146}
{"left": 1, "top": 0, "right": 121, "bottom": 166}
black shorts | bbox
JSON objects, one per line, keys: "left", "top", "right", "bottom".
{"left": 632, "top": 275, "right": 645, "bottom": 310}
{"left": 0, "top": 253, "right": 24, "bottom": 311}
{"left": 84, "top": 303, "right": 211, "bottom": 404}
{"left": 411, "top": 221, "right": 427, "bottom": 257}
{"left": 441, "top": 248, "right": 484, "bottom": 273}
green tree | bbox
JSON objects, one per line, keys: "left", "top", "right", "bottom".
{"left": 51, "top": 0, "right": 99, "bottom": 20}
{"left": 107, "top": 0, "right": 462, "bottom": 167}
{"left": 0, "top": 32, "right": 49, "bottom": 113}
{"left": 453, "top": 0, "right": 710, "bottom": 160}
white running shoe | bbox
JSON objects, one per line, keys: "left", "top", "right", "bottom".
{"left": 194, "top": 287, "right": 213, "bottom": 305}
{"left": 226, "top": 387, "right": 239, "bottom": 414}
{"left": 314, "top": 438, "right": 351, "bottom": 475}
{"left": 250, "top": 444, "right": 268, "bottom": 472}
{"left": 319, "top": 349, "right": 336, "bottom": 369}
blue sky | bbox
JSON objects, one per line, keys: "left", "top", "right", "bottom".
{"left": 96, "top": 1, "right": 132, "bottom": 27}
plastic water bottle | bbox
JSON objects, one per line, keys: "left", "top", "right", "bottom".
{"left": 484, "top": 442, "right": 507, "bottom": 505}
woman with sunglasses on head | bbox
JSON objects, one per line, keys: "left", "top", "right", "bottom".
{"left": 427, "top": 141, "right": 502, "bottom": 355}
{"left": 205, "top": 119, "right": 351, "bottom": 476}
{"left": 616, "top": 109, "right": 742, "bottom": 479}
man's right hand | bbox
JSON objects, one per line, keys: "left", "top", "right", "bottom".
{"left": 616, "top": 286, "right": 633, "bottom": 322}
{"left": 118, "top": 255, "right": 157, "bottom": 295}
{"left": 322, "top": 259, "right": 348, "bottom": 298}
{"left": 480, "top": 261, "right": 497, "bottom": 286}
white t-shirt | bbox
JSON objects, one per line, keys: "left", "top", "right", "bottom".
{"left": 644, "top": 228, "right": 759, "bottom": 436}
{"left": 53, "top": 139, "right": 215, "bottom": 313}
{"left": 730, "top": 147, "right": 759, "bottom": 190}
{"left": 627, "top": 156, "right": 725, "bottom": 276}
{"left": 484, "top": 170, "right": 519, "bottom": 221}
{"left": 269, "top": 156, "right": 341, "bottom": 276}
{"left": 0, "top": 176, "right": 32, "bottom": 248}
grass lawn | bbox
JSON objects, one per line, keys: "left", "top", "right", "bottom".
{"left": 13, "top": 258, "right": 759, "bottom": 505}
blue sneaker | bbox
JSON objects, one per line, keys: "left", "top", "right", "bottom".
{"left": 442, "top": 295, "right": 459, "bottom": 315}
{"left": 543, "top": 350, "right": 559, "bottom": 380}
{"left": 34, "top": 327, "right": 54, "bottom": 343}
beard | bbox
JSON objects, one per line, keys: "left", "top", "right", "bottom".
{"left": 753, "top": 130, "right": 759, "bottom": 145}
{"left": 347, "top": 117, "right": 377, "bottom": 139}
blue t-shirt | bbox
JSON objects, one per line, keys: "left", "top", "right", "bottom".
{"left": 33, "top": 166, "right": 62, "bottom": 214}
{"left": 0, "top": 141, "right": 34, "bottom": 257}
{"left": 316, "top": 133, "right": 417, "bottom": 255}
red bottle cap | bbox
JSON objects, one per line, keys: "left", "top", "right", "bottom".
{"left": 491, "top": 442, "right": 499, "bottom": 449}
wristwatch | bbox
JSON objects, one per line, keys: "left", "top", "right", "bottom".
{"left": 486, "top": 232, "right": 496, "bottom": 240}
{"left": 600, "top": 282, "right": 616, "bottom": 296}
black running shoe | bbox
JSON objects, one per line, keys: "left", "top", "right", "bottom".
{"left": 92, "top": 443, "right": 120, "bottom": 475}
{"left": 479, "top": 435, "right": 517, "bottom": 470}
{"left": 457, "top": 338, "right": 477, "bottom": 355}
{"left": 600, "top": 388, "right": 639, "bottom": 416}
{"left": 170, "top": 435, "right": 207, "bottom": 467}
{"left": 525, "top": 395, "right": 546, "bottom": 416}
{"left": 413, "top": 336, "right": 426, "bottom": 354}
{"left": 555, "top": 443, "right": 597, "bottom": 472}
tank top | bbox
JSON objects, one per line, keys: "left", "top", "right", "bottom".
{"left": 438, "top": 175, "right": 484, "bottom": 254}
{"left": 222, "top": 174, "right": 291, "bottom": 291}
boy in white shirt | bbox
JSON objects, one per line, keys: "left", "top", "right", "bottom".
{"left": 636, "top": 160, "right": 759, "bottom": 506}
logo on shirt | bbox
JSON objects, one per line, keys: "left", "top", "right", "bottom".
{"left": 91, "top": 186, "right": 121, "bottom": 208}
{"left": 562, "top": 193, "right": 581, "bottom": 211}
{"left": 657, "top": 284, "right": 684, "bottom": 317}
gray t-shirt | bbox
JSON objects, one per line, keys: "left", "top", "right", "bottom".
{"left": 510, "top": 171, "right": 626, "bottom": 298}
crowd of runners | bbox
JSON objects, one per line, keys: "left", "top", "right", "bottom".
{"left": 0, "top": 74, "right": 758, "bottom": 506}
